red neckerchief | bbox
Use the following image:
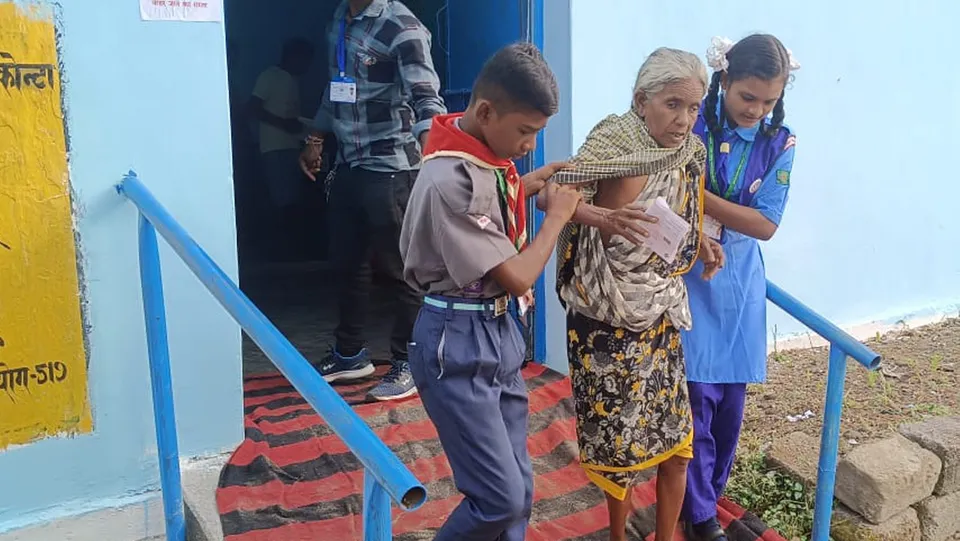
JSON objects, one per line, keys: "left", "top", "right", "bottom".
{"left": 423, "top": 113, "right": 527, "bottom": 250}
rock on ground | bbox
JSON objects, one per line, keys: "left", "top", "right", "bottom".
{"left": 835, "top": 435, "right": 942, "bottom": 524}
{"left": 767, "top": 431, "right": 820, "bottom": 487}
{"left": 900, "top": 416, "right": 960, "bottom": 496}
{"left": 915, "top": 490, "right": 960, "bottom": 541}
{"left": 832, "top": 505, "right": 921, "bottom": 541}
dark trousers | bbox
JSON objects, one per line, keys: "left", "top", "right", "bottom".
{"left": 409, "top": 298, "right": 533, "bottom": 540}
{"left": 682, "top": 382, "right": 748, "bottom": 523}
{"left": 327, "top": 166, "right": 421, "bottom": 360}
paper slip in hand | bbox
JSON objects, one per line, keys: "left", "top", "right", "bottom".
{"left": 518, "top": 295, "right": 530, "bottom": 317}
{"left": 518, "top": 290, "right": 533, "bottom": 316}
{"left": 702, "top": 213, "right": 723, "bottom": 241}
{"left": 643, "top": 197, "right": 692, "bottom": 264}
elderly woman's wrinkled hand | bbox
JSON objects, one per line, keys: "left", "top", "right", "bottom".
{"left": 698, "top": 237, "right": 725, "bottom": 280}
{"left": 601, "top": 202, "right": 659, "bottom": 246}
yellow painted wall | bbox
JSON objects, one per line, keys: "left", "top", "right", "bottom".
{"left": 0, "top": 3, "right": 92, "bottom": 450}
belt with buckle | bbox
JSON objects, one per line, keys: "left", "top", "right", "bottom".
{"left": 424, "top": 295, "right": 510, "bottom": 317}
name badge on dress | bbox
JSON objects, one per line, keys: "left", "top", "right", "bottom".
{"left": 702, "top": 213, "right": 723, "bottom": 241}
{"left": 330, "top": 76, "right": 357, "bottom": 104}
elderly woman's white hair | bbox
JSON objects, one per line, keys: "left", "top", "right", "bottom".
{"left": 632, "top": 47, "right": 708, "bottom": 107}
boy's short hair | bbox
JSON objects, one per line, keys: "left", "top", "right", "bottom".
{"left": 281, "top": 38, "right": 314, "bottom": 62}
{"left": 470, "top": 42, "right": 559, "bottom": 117}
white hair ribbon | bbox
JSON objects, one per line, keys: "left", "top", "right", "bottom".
{"left": 708, "top": 36, "right": 801, "bottom": 73}
{"left": 786, "top": 48, "right": 801, "bottom": 71}
{"left": 706, "top": 36, "right": 734, "bottom": 72}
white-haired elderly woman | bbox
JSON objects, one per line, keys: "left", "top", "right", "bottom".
{"left": 550, "top": 47, "right": 725, "bottom": 541}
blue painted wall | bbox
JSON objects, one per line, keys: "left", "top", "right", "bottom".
{"left": 538, "top": 0, "right": 960, "bottom": 366}
{"left": 0, "top": 0, "right": 242, "bottom": 531}
{"left": 540, "top": 0, "right": 573, "bottom": 373}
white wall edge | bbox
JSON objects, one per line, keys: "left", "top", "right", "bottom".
{"left": 770, "top": 305, "right": 960, "bottom": 354}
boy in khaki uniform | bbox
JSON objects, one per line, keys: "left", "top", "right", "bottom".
{"left": 400, "top": 43, "right": 655, "bottom": 541}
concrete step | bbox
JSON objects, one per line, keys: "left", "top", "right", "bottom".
{"left": 0, "top": 453, "right": 229, "bottom": 541}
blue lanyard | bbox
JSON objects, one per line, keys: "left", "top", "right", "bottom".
{"left": 337, "top": 18, "right": 348, "bottom": 77}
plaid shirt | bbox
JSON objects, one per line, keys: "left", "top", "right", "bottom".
{"left": 313, "top": 0, "right": 446, "bottom": 173}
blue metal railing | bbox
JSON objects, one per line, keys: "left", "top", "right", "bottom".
{"left": 117, "top": 172, "right": 427, "bottom": 541}
{"left": 766, "top": 281, "right": 881, "bottom": 541}
{"left": 119, "top": 169, "right": 879, "bottom": 541}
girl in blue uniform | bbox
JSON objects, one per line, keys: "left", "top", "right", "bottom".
{"left": 681, "top": 34, "right": 800, "bottom": 541}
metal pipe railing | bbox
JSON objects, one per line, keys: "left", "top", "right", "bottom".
{"left": 120, "top": 168, "right": 881, "bottom": 541}
{"left": 118, "top": 172, "right": 426, "bottom": 541}
{"left": 766, "top": 280, "right": 881, "bottom": 541}
{"left": 138, "top": 214, "right": 186, "bottom": 540}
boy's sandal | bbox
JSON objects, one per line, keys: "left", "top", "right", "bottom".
{"left": 684, "top": 520, "right": 728, "bottom": 541}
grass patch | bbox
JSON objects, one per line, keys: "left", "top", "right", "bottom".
{"left": 725, "top": 450, "right": 822, "bottom": 541}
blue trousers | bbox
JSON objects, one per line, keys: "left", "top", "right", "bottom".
{"left": 409, "top": 297, "right": 533, "bottom": 541}
{"left": 682, "top": 382, "right": 747, "bottom": 524}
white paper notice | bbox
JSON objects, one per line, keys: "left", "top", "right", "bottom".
{"left": 643, "top": 197, "right": 692, "bottom": 264}
{"left": 140, "top": 0, "right": 223, "bottom": 22}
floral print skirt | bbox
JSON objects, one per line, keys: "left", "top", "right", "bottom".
{"left": 567, "top": 310, "right": 694, "bottom": 501}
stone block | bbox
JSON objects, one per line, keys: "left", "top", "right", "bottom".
{"left": 835, "top": 435, "right": 942, "bottom": 524}
{"left": 900, "top": 416, "right": 960, "bottom": 496}
{"left": 916, "top": 490, "right": 960, "bottom": 541}
{"left": 833, "top": 505, "right": 921, "bottom": 541}
{"left": 767, "top": 431, "right": 820, "bottom": 487}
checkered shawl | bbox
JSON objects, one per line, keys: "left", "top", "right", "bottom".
{"left": 552, "top": 110, "right": 706, "bottom": 332}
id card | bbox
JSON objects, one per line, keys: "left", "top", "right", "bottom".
{"left": 330, "top": 76, "right": 357, "bottom": 103}
{"left": 702, "top": 213, "right": 724, "bottom": 241}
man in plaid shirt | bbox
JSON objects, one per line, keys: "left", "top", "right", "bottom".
{"left": 300, "top": 0, "right": 446, "bottom": 401}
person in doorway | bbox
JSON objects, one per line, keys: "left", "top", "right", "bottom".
{"left": 552, "top": 47, "right": 725, "bottom": 541}
{"left": 681, "top": 34, "right": 799, "bottom": 541}
{"left": 298, "top": 0, "right": 446, "bottom": 401}
{"left": 248, "top": 38, "right": 315, "bottom": 258}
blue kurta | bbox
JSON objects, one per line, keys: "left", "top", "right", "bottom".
{"left": 681, "top": 111, "right": 795, "bottom": 384}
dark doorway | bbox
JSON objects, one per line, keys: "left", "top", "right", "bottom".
{"left": 223, "top": 0, "right": 539, "bottom": 376}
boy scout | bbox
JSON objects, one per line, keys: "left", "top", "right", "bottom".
{"left": 399, "top": 42, "right": 581, "bottom": 540}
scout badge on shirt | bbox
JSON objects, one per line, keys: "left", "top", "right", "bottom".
{"left": 471, "top": 214, "right": 491, "bottom": 230}
{"left": 776, "top": 169, "right": 790, "bottom": 185}
{"left": 748, "top": 178, "right": 762, "bottom": 194}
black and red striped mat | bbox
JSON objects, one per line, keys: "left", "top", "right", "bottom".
{"left": 218, "top": 364, "right": 786, "bottom": 541}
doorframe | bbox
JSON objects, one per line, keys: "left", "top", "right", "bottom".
{"left": 526, "top": 0, "right": 548, "bottom": 364}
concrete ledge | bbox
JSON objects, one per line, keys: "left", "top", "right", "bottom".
{"left": 0, "top": 493, "right": 165, "bottom": 541}
{"left": 183, "top": 453, "right": 229, "bottom": 541}
{"left": 0, "top": 452, "right": 229, "bottom": 541}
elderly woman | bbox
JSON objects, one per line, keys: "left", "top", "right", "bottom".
{"left": 552, "top": 48, "right": 723, "bottom": 541}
